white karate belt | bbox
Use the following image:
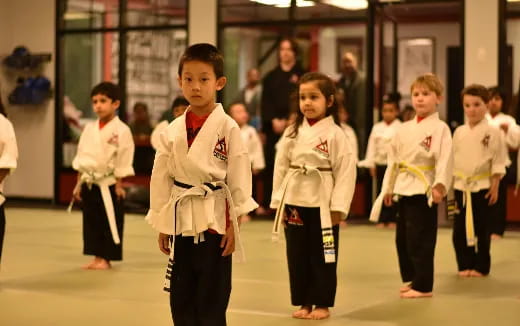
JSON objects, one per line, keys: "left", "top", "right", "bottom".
{"left": 162, "top": 179, "right": 244, "bottom": 292}
{"left": 272, "top": 164, "right": 336, "bottom": 264}
{"left": 74, "top": 172, "right": 121, "bottom": 245}
{"left": 454, "top": 171, "right": 491, "bottom": 248}
{"left": 369, "top": 161, "right": 434, "bottom": 222}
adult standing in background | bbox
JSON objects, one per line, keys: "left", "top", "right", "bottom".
{"left": 260, "top": 38, "right": 305, "bottom": 214}
{"left": 234, "top": 68, "right": 263, "bottom": 130}
{"left": 337, "top": 52, "right": 366, "bottom": 154}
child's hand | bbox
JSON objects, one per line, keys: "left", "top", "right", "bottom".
{"left": 220, "top": 225, "right": 235, "bottom": 256}
{"left": 486, "top": 183, "right": 499, "bottom": 206}
{"left": 72, "top": 183, "right": 82, "bottom": 202}
{"left": 384, "top": 193, "right": 393, "bottom": 206}
{"left": 115, "top": 184, "right": 126, "bottom": 200}
{"left": 369, "top": 167, "right": 376, "bottom": 178}
{"left": 331, "top": 211, "right": 343, "bottom": 225}
{"left": 432, "top": 184, "right": 446, "bottom": 204}
{"left": 158, "top": 233, "right": 171, "bottom": 255}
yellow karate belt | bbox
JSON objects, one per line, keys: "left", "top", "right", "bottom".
{"left": 454, "top": 171, "right": 491, "bottom": 248}
{"left": 369, "top": 162, "right": 434, "bottom": 222}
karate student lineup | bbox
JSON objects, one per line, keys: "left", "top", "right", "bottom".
{"left": 3, "top": 41, "right": 520, "bottom": 325}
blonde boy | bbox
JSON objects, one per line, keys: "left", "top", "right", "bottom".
{"left": 371, "top": 73, "right": 453, "bottom": 298}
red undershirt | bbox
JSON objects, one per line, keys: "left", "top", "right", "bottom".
{"left": 417, "top": 116, "right": 426, "bottom": 123}
{"left": 99, "top": 120, "right": 108, "bottom": 129}
{"left": 307, "top": 118, "right": 319, "bottom": 126}
{"left": 185, "top": 111, "right": 230, "bottom": 232}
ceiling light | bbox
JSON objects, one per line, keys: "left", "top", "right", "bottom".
{"left": 323, "top": 0, "right": 368, "bottom": 10}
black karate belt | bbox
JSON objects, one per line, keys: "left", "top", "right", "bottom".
{"left": 289, "top": 165, "right": 333, "bottom": 172}
{"left": 174, "top": 180, "right": 222, "bottom": 192}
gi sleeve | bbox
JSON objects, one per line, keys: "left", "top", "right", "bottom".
{"left": 491, "top": 129, "right": 507, "bottom": 177}
{"left": 114, "top": 126, "right": 135, "bottom": 178}
{"left": 146, "top": 129, "right": 175, "bottom": 234}
{"left": 0, "top": 119, "right": 18, "bottom": 172}
{"left": 270, "top": 128, "right": 292, "bottom": 209}
{"left": 330, "top": 130, "right": 357, "bottom": 219}
{"left": 432, "top": 124, "right": 453, "bottom": 191}
{"left": 359, "top": 126, "right": 376, "bottom": 168}
{"left": 250, "top": 130, "right": 265, "bottom": 171}
{"left": 227, "top": 126, "right": 258, "bottom": 217}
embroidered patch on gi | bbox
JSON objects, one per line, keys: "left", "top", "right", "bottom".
{"left": 481, "top": 134, "right": 490, "bottom": 148}
{"left": 213, "top": 136, "right": 227, "bottom": 161}
{"left": 285, "top": 207, "right": 304, "bottom": 226}
{"left": 420, "top": 136, "right": 432, "bottom": 152}
{"left": 107, "top": 133, "right": 119, "bottom": 146}
{"left": 313, "top": 138, "right": 329, "bottom": 157}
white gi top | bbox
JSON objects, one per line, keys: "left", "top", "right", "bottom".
{"left": 0, "top": 114, "right": 18, "bottom": 194}
{"left": 146, "top": 104, "right": 258, "bottom": 236}
{"left": 240, "top": 124, "right": 265, "bottom": 171}
{"left": 486, "top": 112, "right": 517, "bottom": 166}
{"left": 360, "top": 119, "right": 401, "bottom": 167}
{"left": 505, "top": 123, "right": 520, "bottom": 185}
{"left": 453, "top": 119, "right": 507, "bottom": 192}
{"left": 151, "top": 120, "right": 169, "bottom": 151}
{"left": 72, "top": 116, "right": 135, "bottom": 179}
{"left": 271, "top": 116, "right": 357, "bottom": 219}
{"left": 340, "top": 122, "right": 359, "bottom": 162}
{"left": 383, "top": 112, "right": 453, "bottom": 196}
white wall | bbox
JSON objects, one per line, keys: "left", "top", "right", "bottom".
{"left": 507, "top": 19, "right": 520, "bottom": 93}
{"left": 465, "top": 0, "right": 498, "bottom": 87}
{"left": 398, "top": 22, "right": 460, "bottom": 119}
{"left": 0, "top": 0, "right": 55, "bottom": 199}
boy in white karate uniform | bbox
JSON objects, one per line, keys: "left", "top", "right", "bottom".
{"left": 486, "top": 87, "right": 516, "bottom": 238}
{"left": 0, "top": 102, "right": 18, "bottom": 266}
{"left": 72, "top": 82, "right": 135, "bottom": 270}
{"left": 150, "top": 96, "right": 189, "bottom": 151}
{"left": 229, "top": 102, "right": 266, "bottom": 221}
{"left": 146, "top": 44, "right": 257, "bottom": 326}
{"left": 452, "top": 85, "right": 507, "bottom": 277}
{"left": 371, "top": 74, "right": 453, "bottom": 298}
{"left": 360, "top": 93, "right": 402, "bottom": 227}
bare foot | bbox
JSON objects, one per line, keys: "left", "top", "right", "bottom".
{"left": 91, "top": 259, "right": 111, "bottom": 270}
{"left": 240, "top": 215, "right": 251, "bottom": 223}
{"left": 399, "top": 283, "right": 412, "bottom": 293}
{"left": 491, "top": 234, "right": 502, "bottom": 240}
{"left": 469, "top": 270, "right": 485, "bottom": 277}
{"left": 81, "top": 259, "right": 97, "bottom": 270}
{"left": 339, "top": 220, "right": 347, "bottom": 228}
{"left": 386, "top": 222, "right": 397, "bottom": 229}
{"left": 375, "top": 223, "right": 385, "bottom": 229}
{"left": 255, "top": 206, "right": 269, "bottom": 216}
{"left": 458, "top": 270, "right": 471, "bottom": 277}
{"left": 308, "top": 307, "right": 330, "bottom": 320}
{"left": 292, "top": 305, "right": 312, "bottom": 319}
{"left": 400, "top": 289, "right": 433, "bottom": 299}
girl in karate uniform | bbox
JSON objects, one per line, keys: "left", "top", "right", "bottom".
{"left": 271, "top": 72, "right": 356, "bottom": 320}
{"left": 0, "top": 100, "right": 18, "bottom": 266}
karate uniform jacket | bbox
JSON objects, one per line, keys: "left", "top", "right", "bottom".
{"left": 340, "top": 122, "right": 359, "bottom": 162}
{"left": 240, "top": 124, "right": 265, "bottom": 171}
{"left": 453, "top": 119, "right": 507, "bottom": 192}
{"left": 151, "top": 120, "right": 169, "bottom": 151}
{"left": 359, "top": 119, "right": 401, "bottom": 168}
{"left": 0, "top": 114, "right": 18, "bottom": 204}
{"left": 505, "top": 123, "right": 520, "bottom": 186}
{"left": 486, "top": 112, "right": 517, "bottom": 166}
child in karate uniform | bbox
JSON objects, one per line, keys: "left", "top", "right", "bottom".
{"left": 0, "top": 101, "right": 18, "bottom": 267}
{"left": 151, "top": 96, "right": 189, "bottom": 151}
{"left": 371, "top": 73, "right": 453, "bottom": 298}
{"left": 360, "top": 93, "right": 402, "bottom": 227}
{"left": 271, "top": 72, "right": 356, "bottom": 320}
{"left": 452, "top": 84, "right": 507, "bottom": 277}
{"left": 146, "top": 44, "right": 257, "bottom": 326}
{"left": 72, "top": 82, "right": 135, "bottom": 270}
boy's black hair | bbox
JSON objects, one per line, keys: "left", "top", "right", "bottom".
{"left": 171, "top": 96, "right": 189, "bottom": 110}
{"left": 90, "top": 81, "right": 122, "bottom": 102}
{"left": 178, "top": 43, "right": 224, "bottom": 78}
{"left": 488, "top": 86, "right": 509, "bottom": 113}
{"left": 461, "top": 84, "right": 490, "bottom": 103}
{"left": 383, "top": 92, "right": 401, "bottom": 107}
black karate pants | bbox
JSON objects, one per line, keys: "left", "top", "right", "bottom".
{"left": 490, "top": 175, "right": 508, "bottom": 236}
{"left": 376, "top": 165, "right": 397, "bottom": 224}
{"left": 81, "top": 184, "right": 124, "bottom": 261}
{"left": 396, "top": 195, "right": 437, "bottom": 292}
{"left": 170, "top": 232, "right": 232, "bottom": 326}
{"left": 0, "top": 205, "right": 5, "bottom": 264}
{"left": 284, "top": 205, "right": 339, "bottom": 307}
{"left": 452, "top": 190, "right": 491, "bottom": 275}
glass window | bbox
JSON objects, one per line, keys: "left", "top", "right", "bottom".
{"left": 62, "top": 0, "right": 120, "bottom": 29}
{"left": 295, "top": 2, "right": 367, "bottom": 20}
{"left": 127, "top": 0, "right": 187, "bottom": 26}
